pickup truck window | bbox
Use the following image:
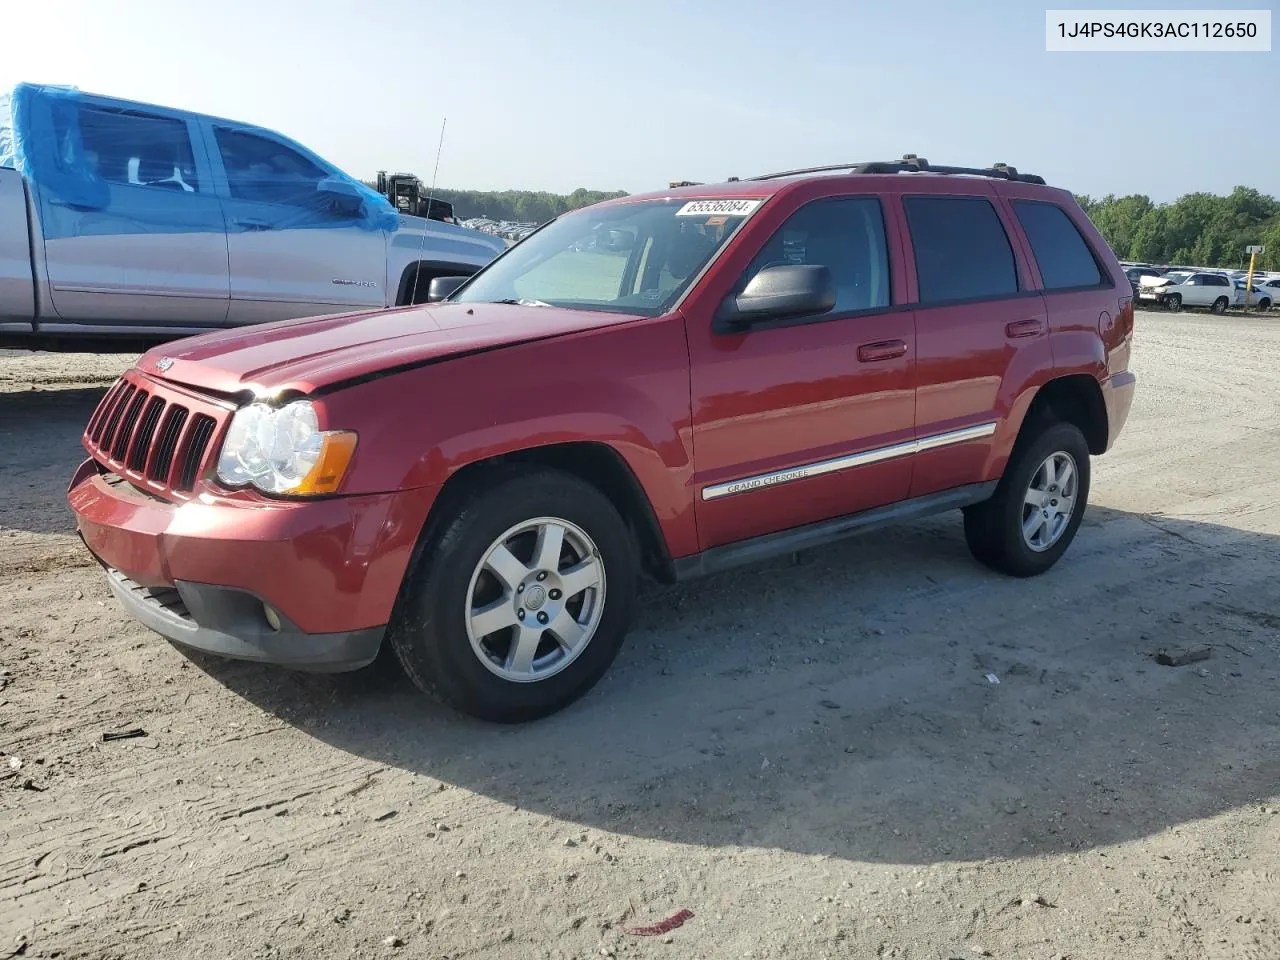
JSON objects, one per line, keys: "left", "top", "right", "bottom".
{"left": 737, "top": 197, "right": 890, "bottom": 313}
{"left": 76, "top": 106, "right": 200, "bottom": 192}
{"left": 214, "top": 127, "right": 326, "bottom": 204}
{"left": 452, "top": 199, "right": 756, "bottom": 316}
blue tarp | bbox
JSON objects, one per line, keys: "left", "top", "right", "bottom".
{"left": 0, "top": 82, "right": 398, "bottom": 233}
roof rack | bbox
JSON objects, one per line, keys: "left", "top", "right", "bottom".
{"left": 745, "top": 154, "right": 1047, "bottom": 185}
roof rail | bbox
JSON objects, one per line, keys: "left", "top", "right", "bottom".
{"left": 746, "top": 154, "right": 1047, "bottom": 185}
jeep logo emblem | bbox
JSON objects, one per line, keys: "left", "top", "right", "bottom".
{"left": 155, "top": 357, "right": 174, "bottom": 372}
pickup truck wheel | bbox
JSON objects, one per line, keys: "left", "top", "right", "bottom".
{"left": 389, "top": 469, "right": 637, "bottom": 722}
{"left": 1211, "top": 296, "right": 1229, "bottom": 314}
{"left": 1164, "top": 293, "right": 1181, "bottom": 312}
{"left": 962, "top": 421, "right": 1090, "bottom": 578}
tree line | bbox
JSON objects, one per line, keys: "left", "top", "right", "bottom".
{"left": 362, "top": 180, "right": 627, "bottom": 224}
{"left": 365, "top": 175, "right": 1280, "bottom": 271}
{"left": 1077, "top": 187, "right": 1280, "bottom": 271}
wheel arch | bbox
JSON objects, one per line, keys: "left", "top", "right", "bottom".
{"left": 422, "top": 441, "right": 677, "bottom": 584}
{"left": 1018, "top": 374, "right": 1109, "bottom": 455}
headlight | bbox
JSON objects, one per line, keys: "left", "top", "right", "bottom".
{"left": 216, "top": 400, "right": 357, "bottom": 496}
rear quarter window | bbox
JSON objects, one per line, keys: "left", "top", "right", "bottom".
{"left": 1012, "top": 200, "right": 1105, "bottom": 290}
{"left": 903, "top": 196, "right": 1019, "bottom": 304}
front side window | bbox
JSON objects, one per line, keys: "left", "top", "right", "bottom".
{"left": 904, "top": 196, "right": 1019, "bottom": 303}
{"left": 77, "top": 105, "right": 199, "bottom": 192}
{"left": 1013, "top": 200, "right": 1104, "bottom": 289}
{"left": 736, "top": 197, "right": 890, "bottom": 313}
{"left": 214, "top": 127, "right": 327, "bottom": 204}
{"left": 453, "top": 199, "right": 758, "bottom": 316}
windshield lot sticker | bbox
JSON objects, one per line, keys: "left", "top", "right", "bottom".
{"left": 675, "top": 199, "right": 763, "bottom": 217}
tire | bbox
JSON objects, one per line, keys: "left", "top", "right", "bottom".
{"left": 1164, "top": 293, "right": 1181, "bottom": 312}
{"left": 1211, "top": 296, "right": 1228, "bottom": 314}
{"left": 1258, "top": 297, "right": 1272, "bottom": 312}
{"left": 962, "top": 421, "right": 1091, "bottom": 578}
{"left": 388, "top": 468, "right": 638, "bottom": 723}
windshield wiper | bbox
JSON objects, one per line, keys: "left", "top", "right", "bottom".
{"left": 492, "top": 298, "right": 551, "bottom": 307}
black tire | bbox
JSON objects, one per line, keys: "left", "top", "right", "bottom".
{"left": 389, "top": 468, "right": 638, "bottom": 723}
{"left": 1211, "top": 296, "right": 1228, "bottom": 314}
{"left": 1164, "top": 294, "right": 1182, "bottom": 312}
{"left": 1258, "top": 297, "right": 1272, "bottom": 312}
{"left": 962, "top": 421, "right": 1091, "bottom": 578}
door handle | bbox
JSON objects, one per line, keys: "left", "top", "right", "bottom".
{"left": 1005, "top": 318, "right": 1045, "bottom": 338}
{"left": 857, "top": 339, "right": 907, "bottom": 363}
{"left": 233, "top": 218, "right": 272, "bottom": 231}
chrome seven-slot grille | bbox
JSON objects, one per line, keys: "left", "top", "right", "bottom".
{"left": 84, "top": 371, "right": 227, "bottom": 497}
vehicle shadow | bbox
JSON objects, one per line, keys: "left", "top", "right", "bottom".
{"left": 0, "top": 385, "right": 109, "bottom": 536}
{"left": 186, "top": 504, "right": 1280, "bottom": 866}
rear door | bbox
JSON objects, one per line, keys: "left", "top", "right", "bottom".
{"left": 999, "top": 187, "right": 1120, "bottom": 382}
{"left": 207, "top": 124, "right": 388, "bottom": 324}
{"left": 686, "top": 188, "right": 916, "bottom": 548}
{"left": 39, "top": 99, "right": 229, "bottom": 328}
{"left": 899, "top": 185, "right": 1051, "bottom": 499}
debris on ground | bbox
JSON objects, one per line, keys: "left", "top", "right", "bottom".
{"left": 100, "top": 728, "right": 148, "bottom": 743}
{"left": 623, "top": 909, "right": 694, "bottom": 936}
{"left": 985, "top": 673, "right": 1001, "bottom": 685}
{"left": 1154, "top": 646, "right": 1211, "bottom": 667}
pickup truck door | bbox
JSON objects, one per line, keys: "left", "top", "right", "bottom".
{"left": 687, "top": 193, "right": 916, "bottom": 549}
{"left": 205, "top": 124, "right": 388, "bottom": 325}
{"left": 38, "top": 99, "right": 230, "bottom": 328}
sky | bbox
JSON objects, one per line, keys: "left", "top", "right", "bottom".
{"left": 3, "top": 0, "right": 1277, "bottom": 202}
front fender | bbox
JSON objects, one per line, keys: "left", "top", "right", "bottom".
{"left": 317, "top": 317, "right": 698, "bottom": 558}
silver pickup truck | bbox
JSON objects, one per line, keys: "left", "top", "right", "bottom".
{"left": 0, "top": 84, "right": 506, "bottom": 349}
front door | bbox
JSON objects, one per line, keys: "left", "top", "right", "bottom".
{"left": 207, "top": 124, "right": 387, "bottom": 325}
{"left": 40, "top": 99, "right": 229, "bottom": 328}
{"left": 687, "top": 195, "right": 916, "bottom": 549}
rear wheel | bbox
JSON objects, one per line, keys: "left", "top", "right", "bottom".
{"left": 1164, "top": 293, "right": 1182, "bottom": 312}
{"left": 1212, "top": 296, "right": 1229, "bottom": 314}
{"left": 963, "top": 421, "right": 1091, "bottom": 577}
{"left": 389, "top": 469, "right": 638, "bottom": 722}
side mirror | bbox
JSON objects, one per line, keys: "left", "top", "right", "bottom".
{"left": 720, "top": 264, "right": 836, "bottom": 329}
{"left": 316, "top": 177, "right": 362, "bottom": 200}
{"left": 426, "top": 275, "right": 469, "bottom": 302}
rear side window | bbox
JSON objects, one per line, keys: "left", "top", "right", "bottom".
{"left": 1014, "top": 200, "right": 1105, "bottom": 289}
{"left": 76, "top": 105, "right": 200, "bottom": 192}
{"left": 903, "top": 196, "right": 1018, "bottom": 304}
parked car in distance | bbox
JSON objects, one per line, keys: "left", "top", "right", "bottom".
{"left": 1234, "top": 278, "right": 1274, "bottom": 310}
{"left": 68, "top": 155, "right": 1136, "bottom": 722}
{"left": 1124, "top": 265, "right": 1164, "bottom": 297}
{"left": 1138, "top": 270, "right": 1234, "bottom": 313}
{"left": 0, "top": 83, "right": 506, "bottom": 350}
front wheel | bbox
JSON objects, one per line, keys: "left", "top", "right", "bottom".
{"left": 389, "top": 468, "right": 638, "bottom": 722}
{"left": 963, "top": 421, "right": 1091, "bottom": 577}
{"left": 1164, "top": 293, "right": 1182, "bottom": 312}
{"left": 1212, "top": 296, "right": 1229, "bottom": 314}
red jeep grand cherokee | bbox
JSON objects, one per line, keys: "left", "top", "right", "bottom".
{"left": 69, "top": 156, "right": 1135, "bottom": 722}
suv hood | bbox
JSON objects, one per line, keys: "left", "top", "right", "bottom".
{"left": 138, "top": 303, "right": 643, "bottom": 396}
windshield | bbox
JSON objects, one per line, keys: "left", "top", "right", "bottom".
{"left": 451, "top": 198, "right": 762, "bottom": 316}
{"left": 1163, "top": 271, "right": 1190, "bottom": 283}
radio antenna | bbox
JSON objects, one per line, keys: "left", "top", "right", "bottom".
{"left": 409, "top": 116, "right": 447, "bottom": 306}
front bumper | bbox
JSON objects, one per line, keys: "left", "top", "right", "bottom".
{"left": 102, "top": 566, "right": 384, "bottom": 672}
{"left": 68, "top": 461, "right": 437, "bottom": 671}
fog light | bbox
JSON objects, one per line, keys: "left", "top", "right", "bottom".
{"left": 263, "top": 604, "right": 281, "bottom": 632}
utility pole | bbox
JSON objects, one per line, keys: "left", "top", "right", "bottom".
{"left": 1245, "top": 245, "right": 1265, "bottom": 309}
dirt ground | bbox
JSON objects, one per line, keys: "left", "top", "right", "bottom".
{"left": 2, "top": 313, "right": 1279, "bottom": 960}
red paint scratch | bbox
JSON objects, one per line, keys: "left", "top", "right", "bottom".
{"left": 624, "top": 908, "right": 695, "bottom": 937}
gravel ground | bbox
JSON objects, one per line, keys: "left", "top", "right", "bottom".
{"left": 1, "top": 313, "right": 1279, "bottom": 960}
